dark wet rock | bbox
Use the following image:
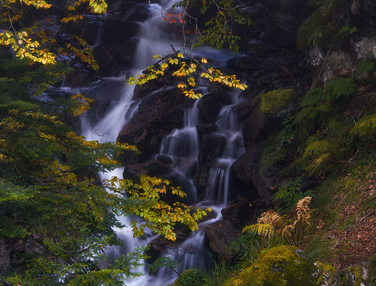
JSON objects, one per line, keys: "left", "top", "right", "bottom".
{"left": 94, "top": 45, "right": 114, "bottom": 70}
{"left": 197, "top": 92, "right": 232, "bottom": 123}
{"left": 264, "top": 11, "right": 299, "bottom": 47}
{"left": 351, "top": 0, "right": 376, "bottom": 26}
{"left": 198, "top": 134, "right": 227, "bottom": 166}
{"left": 86, "top": 79, "right": 126, "bottom": 123}
{"left": 145, "top": 231, "right": 189, "bottom": 264}
{"left": 242, "top": 100, "right": 297, "bottom": 149}
{"left": 232, "top": 143, "right": 263, "bottom": 184}
{"left": 241, "top": 5, "right": 269, "bottom": 20}
{"left": 157, "top": 154, "right": 172, "bottom": 164}
{"left": 205, "top": 220, "right": 241, "bottom": 261}
{"left": 123, "top": 161, "right": 190, "bottom": 205}
{"left": 236, "top": 99, "right": 257, "bottom": 122}
{"left": 196, "top": 164, "right": 211, "bottom": 194}
{"left": 262, "top": 57, "right": 277, "bottom": 71}
{"left": 252, "top": 165, "right": 287, "bottom": 205}
{"left": 133, "top": 80, "right": 164, "bottom": 100}
{"left": 221, "top": 203, "right": 256, "bottom": 229}
{"left": 122, "top": 3, "right": 150, "bottom": 22}
{"left": 80, "top": 21, "right": 101, "bottom": 45}
{"left": 117, "top": 87, "right": 184, "bottom": 160}
{"left": 244, "top": 40, "right": 275, "bottom": 54}
{"left": 242, "top": 102, "right": 264, "bottom": 149}
{"left": 196, "top": 124, "right": 219, "bottom": 140}
{"left": 227, "top": 56, "right": 263, "bottom": 71}
{"left": 102, "top": 15, "right": 139, "bottom": 46}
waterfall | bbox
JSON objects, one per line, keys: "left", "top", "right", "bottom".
{"left": 75, "top": 0, "right": 246, "bottom": 285}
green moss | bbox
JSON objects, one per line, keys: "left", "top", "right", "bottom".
{"left": 313, "top": 261, "right": 338, "bottom": 285}
{"left": 172, "top": 268, "right": 207, "bottom": 286}
{"left": 260, "top": 89, "right": 297, "bottom": 115}
{"left": 297, "top": 7, "right": 330, "bottom": 49}
{"left": 222, "top": 245, "right": 316, "bottom": 286}
{"left": 297, "top": 0, "right": 354, "bottom": 48}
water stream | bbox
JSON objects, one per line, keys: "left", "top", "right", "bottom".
{"left": 78, "top": 1, "right": 246, "bottom": 284}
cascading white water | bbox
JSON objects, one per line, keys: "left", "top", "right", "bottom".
{"left": 76, "top": 0, "right": 246, "bottom": 284}
{"left": 203, "top": 92, "right": 245, "bottom": 205}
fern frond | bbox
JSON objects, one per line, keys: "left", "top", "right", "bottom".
{"left": 259, "top": 145, "right": 285, "bottom": 173}
{"left": 325, "top": 77, "right": 356, "bottom": 100}
{"left": 293, "top": 107, "right": 319, "bottom": 125}
{"left": 351, "top": 114, "right": 376, "bottom": 136}
{"left": 257, "top": 209, "right": 285, "bottom": 229}
{"left": 300, "top": 88, "right": 325, "bottom": 107}
{"left": 294, "top": 196, "right": 312, "bottom": 226}
{"left": 305, "top": 153, "right": 332, "bottom": 175}
{"left": 282, "top": 224, "right": 295, "bottom": 238}
{"left": 302, "top": 140, "right": 336, "bottom": 158}
{"left": 242, "top": 223, "right": 275, "bottom": 239}
{"left": 354, "top": 60, "right": 375, "bottom": 78}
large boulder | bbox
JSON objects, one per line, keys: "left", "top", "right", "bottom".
{"left": 232, "top": 143, "right": 263, "bottom": 184}
{"left": 222, "top": 245, "right": 316, "bottom": 286}
{"left": 197, "top": 91, "right": 232, "bottom": 123}
{"left": 263, "top": 11, "right": 300, "bottom": 48}
{"left": 198, "top": 134, "right": 227, "bottom": 166}
{"left": 102, "top": 15, "right": 140, "bottom": 46}
{"left": 351, "top": 0, "right": 376, "bottom": 26}
{"left": 117, "top": 86, "right": 185, "bottom": 160}
{"left": 252, "top": 165, "right": 287, "bottom": 205}
{"left": 144, "top": 231, "right": 189, "bottom": 264}
{"left": 108, "top": 1, "right": 150, "bottom": 22}
{"left": 205, "top": 220, "right": 241, "bottom": 261}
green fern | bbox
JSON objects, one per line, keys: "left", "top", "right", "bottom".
{"left": 259, "top": 145, "right": 286, "bottom": 174}
{"left": 351, "top": 114, "right": 376, "bottom": 136}
{"left": 303, "top": 139, "right": 336, "bottom": 158}
{"left": 300, "top": 88, "right": 325, "bottom": 107}
{"left": 303, "top": 139, "right": 340, "bottom": 175}
{"left": 293, "top": 106, "right": 319, "bottom": 125}
{"left": 325, "top": 77, "right": 356, "bottom": 100}
{"left": 354, "top": 60, "right": 375, "bottom": 78}
{"left": 305, "top": 153, "right": 333, "bottom": 175}
{"left": 242, "top": 223, "right": 275, "bottom": 239}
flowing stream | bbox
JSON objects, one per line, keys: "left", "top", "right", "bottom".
{"left": 78, "top": 1, "right": 246, "bottom": 285}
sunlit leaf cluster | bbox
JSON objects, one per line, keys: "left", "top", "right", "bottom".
{"left": 104, "top": 175, "right": 209, "bottom": 241}
{"left": 127, "top": 52, "right": 247, "bottom": 99}
{"left": 0, "top": 0, "right": 106, "bottom": 67}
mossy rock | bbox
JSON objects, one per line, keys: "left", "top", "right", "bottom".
{"left": 222, "top": 245, "right": 316, "bottom": 286}
{"left": 342, "top": 254, "right": 376, "bottom": 286}
{"left": 260, "top": 89, "right": 297, "bottom": 115}
{"left": 313, "top": 261, "right": 338, "bottom": 285}
{"left": 297, "top": 6, "right": 330, "bottom": 49}
{"left": 172, "top": 268, "right": 207, "bottom": 286}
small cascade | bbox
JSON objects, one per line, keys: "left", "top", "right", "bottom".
{"left": 203, "top": 92, "right": 245, "bottom": 205}
{"left": 160, "top": 100, "right": 200, "bottom": 158}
